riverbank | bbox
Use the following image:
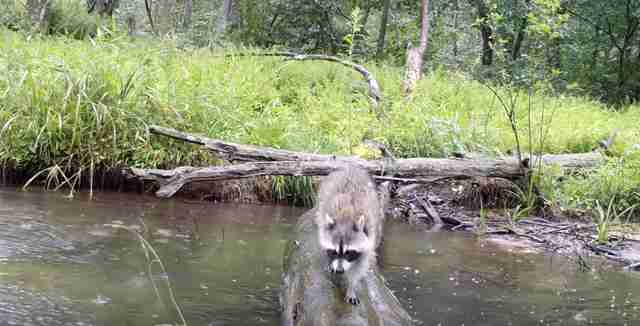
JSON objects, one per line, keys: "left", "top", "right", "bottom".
{"left": 388, "top": 179, "right": 640, "bottom": 271}
{"left": 1, "top": 27, "right": 639, "bottom": 223}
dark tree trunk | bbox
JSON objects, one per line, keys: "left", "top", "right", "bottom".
{"left": 453, "top": 0, "right": 459, "bottom": 59}
{"left": 126, "top": 15, "right": 136, "bottom": 36}
{"left": 512, "top": 22, "right": 526, "bottom": 60}
{"left": 144, "top": 0, "right": 156, "bottom": 35}
{"left": 376, "top": 0, "right": 392, "bottom": 60}
{"left": 472, "top": 0, "right": 493, "bottom": 66}
{"left": 511, "top": 0, "right": 531, "bottom": 61}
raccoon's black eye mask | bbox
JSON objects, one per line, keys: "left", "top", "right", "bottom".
{"left": 344, "top": 250, "right": 361, "bottom": 262}
{"left": 326, "top": 249, "right": 362, "bottom": 262}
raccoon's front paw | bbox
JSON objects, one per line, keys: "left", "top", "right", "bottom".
{"left": 345, "top": 289, "right": 360, "bottom": 305}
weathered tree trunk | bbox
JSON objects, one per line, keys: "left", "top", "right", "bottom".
{"left": 280, "top": 209, "right": 413, "bottom": 326}
{"left": 217, "top": 0, "right": 234, "bottom": 35}
{"left": 27, "top": 0, "right": 51, "bottom": 33}
{"left": 402, "top": 0, "right": 430, "bottom": 95}
{"left": 154, "top": 0, "right": 176, "bottom": 36}
{"left": 183, "top": 0, "right": 193, "bottom": 29}
{"left": 376, "top": 0, "right": 392, "bottom": 60}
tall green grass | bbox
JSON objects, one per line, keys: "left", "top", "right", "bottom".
{"left": 1, "top": 28, "right": 639, "bottom": 214}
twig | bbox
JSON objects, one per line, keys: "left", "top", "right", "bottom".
{"left": 372, "top": 176, "right": 434, "bottom": 183}
{"left": 109, "top": 224, "right": 188, "bottom": 326}
{"left": 536, "top": 224, "right": 576, "bottom": 236}
{"left": 624, "top": 261, "right": 640, "bottom": 271}
{"left": 415, "top": 195, "right": 443, "bottom": 226}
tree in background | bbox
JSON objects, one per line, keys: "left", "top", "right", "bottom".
{"left": 402, "top": 0, "right": 430, "bottom": 95}
{"left": 4, "top": 0, "right": 640, "bottom": 107}
{"left": 562, "top": 0, "right": 640, "bottom": 105}
{"left": 27, "top": 0, "right": 51, "bottom": 32}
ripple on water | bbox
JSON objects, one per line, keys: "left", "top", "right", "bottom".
{"left": 0, "top": 285, "right": 95, "bottom": 326}
{"left": 2, "top": 189, "right": 640, "bottom": 326}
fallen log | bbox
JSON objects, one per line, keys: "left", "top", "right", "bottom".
{"left": 280, "top": 209, "right": 413, "bottom": 326}
{"left": 125, "top": 151, "right": 603, "bottom": 198}
{"left": 150, "top": 125, "right": 364, "bottom": 163}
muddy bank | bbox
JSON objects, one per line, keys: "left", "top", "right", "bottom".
{"left": 387, "top": 177, "right": 640, "bottom": 272}
{"left": 0, "top": 166, "right": 314, "bottom": 206}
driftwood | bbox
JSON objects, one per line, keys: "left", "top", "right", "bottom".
{"left": 149, "top": 125, "right": 361, "bottom": 162}
{"left": 128, "top": 125, "right": 604, "bottom": 198}
{"left": 280, "top": 209, "right": 413, "bottom": 326}
{"left": 126, "top": 153, "right": 603, "bottom": 198}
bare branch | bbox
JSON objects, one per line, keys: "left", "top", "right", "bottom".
{"left": 221, "top": 52, "right": 384, "bottom": 118}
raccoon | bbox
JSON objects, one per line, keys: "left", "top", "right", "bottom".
{"left": 315, "top": 165, "right": 383, "bottom": 305}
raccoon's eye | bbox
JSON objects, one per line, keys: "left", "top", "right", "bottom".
{"left": 352, "top": 223, "right": 360, "bottom": 233}
{"left": 363, "top": 226, "right": 369, "bottom": 236}
{"left": 326, "top": 249, "right": 338, "bottom": 259}
{"left": 344, "top": 250, "right": 361, "bottom": 262}
{"left": 327, "top": 222, "right": 335, "bottom": 231}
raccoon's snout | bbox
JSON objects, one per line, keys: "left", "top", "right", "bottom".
{"left": 330, "top": 259, "right": 352, "bottom": 274}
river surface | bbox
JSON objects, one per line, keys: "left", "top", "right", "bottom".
{"left": 0, "top": 188, "right": 639, "bottom": 326}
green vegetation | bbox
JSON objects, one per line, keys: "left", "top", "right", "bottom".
{"left": 592, "top": 197, "right": 638, "bottom": 245}
{"left": 1, "top": 28, "right": 639, "bottom": 216}
{"left": 1, "top": 0, "right": 99, "bottom": 39}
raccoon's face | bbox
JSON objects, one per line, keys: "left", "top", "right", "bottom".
{"left": 318, "top": 214, "right": 371, "bottom": 274}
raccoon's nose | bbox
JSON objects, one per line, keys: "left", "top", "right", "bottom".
{"left": 330, "top": 262, "right": 345, "bottom": 274}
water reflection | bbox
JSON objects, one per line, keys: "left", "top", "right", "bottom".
{"left": 0, "top": 188, "right": 639, "bottom": 325}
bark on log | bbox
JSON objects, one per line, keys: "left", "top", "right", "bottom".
{"left": 125, "top": 152, "right": 603, "bottom": 198}
{"left": 280, "top": 209, "right": 413, "bottom": 326}
{"left": 150, "top": 125, "right": 364, "bottom": 163}
{"left": 135, "top": 125, "right": 606, "bottom": 198}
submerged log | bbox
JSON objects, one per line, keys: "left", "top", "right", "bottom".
{"left": 280, "top": 210, "right": 413, "bottom": 326}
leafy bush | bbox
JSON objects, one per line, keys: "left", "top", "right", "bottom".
{"left": 48, "top": 0, "right": 98, "bottom": 39}
{"left": 0, "top": 0, "right": 98, "bottom": 39}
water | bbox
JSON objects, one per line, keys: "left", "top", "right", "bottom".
{"left": 1, "top": 188, "right": 639, "bottom": 326}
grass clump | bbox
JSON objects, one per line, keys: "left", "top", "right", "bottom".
{"left": 558, "top": 151, "right": 640, "bottom": 220}
{"left": 1, "top": 28, "right": 639, "bottom": 212}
